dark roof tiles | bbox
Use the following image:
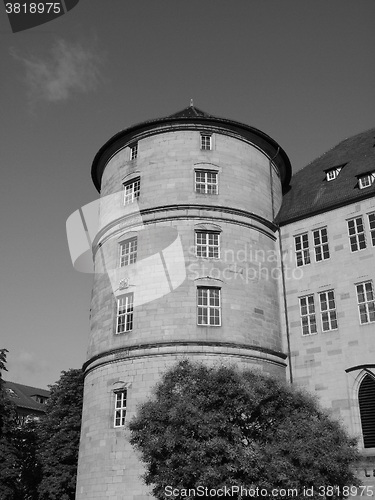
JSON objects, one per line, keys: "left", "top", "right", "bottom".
{"left": 4, "top": 381, "right": 50, "bottom": 413}
{"left": 276, "top": 128, "right": 375, "bottom": 225}
{"left": 167, "top": 105, "right": 213, "bottom": 119}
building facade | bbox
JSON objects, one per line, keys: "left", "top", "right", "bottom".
{"left": 76, "top": 107, "right": 375, "bottom": 499}
{"left": 276, "top": 128, "right": 375, "bottom": 492}
{"left": 75, "top": 105, "right": 291, "bottom": 499}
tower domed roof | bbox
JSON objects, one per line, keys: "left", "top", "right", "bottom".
{"left": 91, "top": 105, "right": 291, "bottom": 192}
{"left": 276, "top": 127, "right": 375, "bottom": 225}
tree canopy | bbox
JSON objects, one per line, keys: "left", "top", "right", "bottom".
{"left": 37, "top": 368, "right": 84, "bottom": 500}
{"left": 0, "top": 349, "right": 21, "bottom": 500}
{"left": 129, "top": 360, "right": 360, "bottom": 500}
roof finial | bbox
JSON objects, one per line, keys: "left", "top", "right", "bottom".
{"left": 190, "top": 98, "right": 194, "bottom": 107}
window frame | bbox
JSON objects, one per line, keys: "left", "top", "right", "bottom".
{"left": 123, "top": 177, "right": 140, "bottom": 205}
{"left": 358, "top": 173, "right": 375, "bottom": 190}
{"left": 356, "top": 281, "right": 375, "bottom": 325}
{"left": 299, "top": 294, "right": 317, "bottom": 336}
{"left": 347, "top": 216, "right": 367, "bottom": 252}
{"left": 194, "top": 169, "right": 218, "bottom": 195}
{"left": 129, "top": 142, "right": 138, "bottom": 161}
{"left": 358, "top": 374, "right": 375, "bottom": 449}
{"left": 197, "top": 287, "right": 221, "bottom": 327}
{"left": 116, "top": 293, "right": 134, "bottom": 334}
{"left": 195, "top": 231, "right": 220, "bottom": 259}
{"left": 318, "top": 290, "right": 338, "bottom": 332}
{"left": 119, "top": 237, "right": 137, "bottom": 267}
{"left": 200, "top": 134, "right": 212, "bottom": 151}
{"left": 313, "top": 227, "right": 330, "bottom": 262}
{"left": 113, "top": 390, "right": 127, "bottom": 428}
{"left": 294, "top": 233, "right": 311, "bottom": 267}
{"left": 368, "top": 212, "right": 375, "bottom": 247}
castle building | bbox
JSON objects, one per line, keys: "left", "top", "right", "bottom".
{"left": 276, "top": 128, "right": 375, "bottom": 490}
{"left": 75, "top": 106, "right": 375, "bottom": 499}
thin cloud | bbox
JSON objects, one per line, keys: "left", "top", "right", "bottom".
{"left": 7, "top": 351, "right": 50, "bottom": 387}
{"left": 11, "top": 38, "right": 103, "bottom": 104}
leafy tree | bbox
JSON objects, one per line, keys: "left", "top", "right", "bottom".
{"left": 0, "top": 350, "right": 42, "bottom": 500}
{"left": 0, "top": 349, "right": 21, "bottom": 500}
{"left": 37, "top": 369, "right": 84, "bottom": 500}
{"left": 130, "top": 360, "right": 360, "bottom": 500}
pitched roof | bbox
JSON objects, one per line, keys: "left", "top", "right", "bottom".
{"left": 167, "top": 105, "right": 214, "bottom": 119}
{"left": 4, "top": 381, "right": 50, "bottom": 413}
{"left": 276, "top": 128, "right": 375, "bottom": 225}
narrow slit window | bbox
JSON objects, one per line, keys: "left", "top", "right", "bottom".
{"left": 368, "top": 212, "right": 375, "bottom": 247}
{"left": 116, "top": 293, "right": 134, "bottom": 333}
{"left": 130, "top": 143, "right": 138, "bottom": 160}
{"left": 114, "top": 390, "right": 127, "bottom": 427}
{"left": 299, "top": 295, "right": 317, "bottom": 336}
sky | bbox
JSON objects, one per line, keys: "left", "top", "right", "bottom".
{"left": 0, "top": 0, "right": 374, "bottom": 389}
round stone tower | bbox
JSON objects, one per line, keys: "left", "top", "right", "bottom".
{"left": 75, "top": 105, "right": 292, "bottom": 499}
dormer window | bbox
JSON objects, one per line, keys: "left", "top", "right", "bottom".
{"left": 325, "top": 165, "right": 344, "bottom": 181}
{"left": 358, "top": 172, "right": 375, "bottom": 189}
{"left": 6, "top": 388, "right": 19, "bottom": 398}
{"left": 33, "top": 395, "right": 48, "bottom": 404}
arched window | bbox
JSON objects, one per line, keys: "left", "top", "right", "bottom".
{"left": 359, "top": 374, "right": 375, "bottom": 448}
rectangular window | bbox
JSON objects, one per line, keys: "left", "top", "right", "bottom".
{"left": 319, "top": 290, "right": 338, "bottom": 331}
{"left": 356, "top": 282, "right": 375, "bottom": 324}
{"left": 201, "top": 134, "right": 212, "bottom": 150}
{"left": 197, "top": 287, "right": 221, "bottom": 326}
{"left": 313, "top": 227, "right": 330, "bottom": 262}
{"left": 123, "top": 178, "right": 140, "bottom": 205}
{"left": 368, "top": 213, "right": 375, "bottom": 247}
{"left": 347, "top": 217, "right": 366, "bottom": 251}
{"left": 120, "top": 238, "right": 137, "bottom": 267}
{"left": 325, "top": 165, "right": 344, "bottom": 182}
{"left": 195, "top": 170, "right": 218, "bottom": 194}
{"left": 359, "top": 173, "right": 375, "bottom": 189}
{"left": 294, "top": 233, "right": 310, "bottom": 267}
{"left": 114, "top": 390, "right": 127, "bottom": 427}
{"left": 116, "top": 293, "right": 134, "bottom": 334}
{"left": 196, "top": 232, "right": 220, "bottom": 258}
{"left": 299, "top": 295, "right": 317, "bottom": 335}
{"left": 130, "top": 143, "right": 138, "bottom": 160}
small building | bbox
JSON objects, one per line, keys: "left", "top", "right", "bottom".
{"left": 4, "top": 381, "right": 50, "bottom": 424}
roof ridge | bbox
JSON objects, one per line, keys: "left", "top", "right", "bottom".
{"left": 292, "top": 126, "right": 375, "bottom": 177}
{"left": 4, "top": 380, "right": 49, "bottom": 392}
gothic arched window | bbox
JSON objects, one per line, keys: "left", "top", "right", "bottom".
{"left": 359, "top": 374, "right": 375, "bottom": 448}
